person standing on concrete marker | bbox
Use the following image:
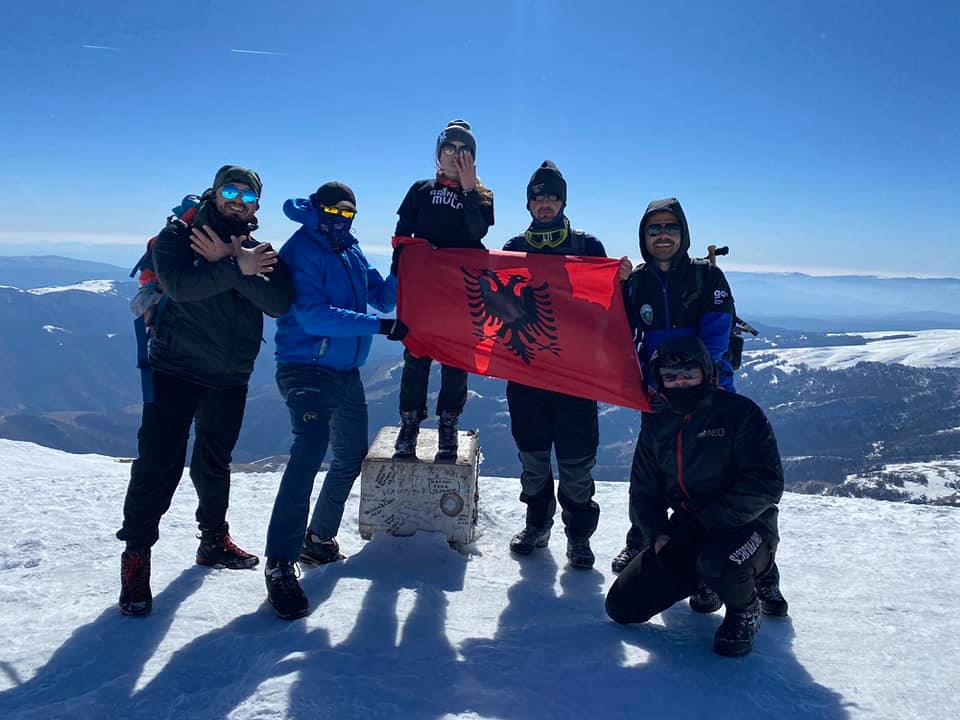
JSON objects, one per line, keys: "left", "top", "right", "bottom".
{"left": 117, "top": 165, "right": 294, "bottom": 617}
{"left": 502, "top": 160, "right": 632, "bottom": 569}
{"left": 611, "top": 197, "right": 736, "bottom": 575}
{"left": 605, "top": 336, "right": 786, "bottom": 657}
{"left": 391, "top": 119, "right": 495, "bottom": 461}
{"left": 264, "top": 181, "right": 405, "bottom": 620}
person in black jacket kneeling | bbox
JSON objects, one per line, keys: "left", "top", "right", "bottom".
{"left": 605, "top": 336, "right": 786, "bottom": 657}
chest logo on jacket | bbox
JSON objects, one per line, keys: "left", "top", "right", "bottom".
{"left": 713, "top": 289, "right": 728, "bottom": 305}
{"left": 431, "top": 187, "right": 463, "bottom": 210}
{"left": 461, "top": 267, "right": 560, "bottom": 364}
{"left": 697, "top": 427, "right": 726, "bottom": 439}
{"left": 640, "top": 304, "right": 654, "bottom": 326}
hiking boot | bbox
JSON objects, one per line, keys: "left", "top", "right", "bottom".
{"left": 566, "top": 536, "right": 595, "bottom": 569}
{"left": 689, "top": 582, "right": 723, "bottom": 614}
{"left": 265, "top": 559, "right": 309, "bottom": 620}
{"left": 196, "top": 523, "right": 259, "bottom": 569}
{"left": 436, "top": 410, "right": 460, "bottom": 460}
{"left": 713, "top": 596, "right": 762, "bottom": 657}
{"left": 119, "top": 548, "right": 152, "bottom": 617}
{"left": 394, "top": 410, "right": 422, "bottom": 458}
{"left": 300, "top": 532, "right": 346, "bottom": 566}
{"left": 509, "top": 525, "right": 551, "bottom": 555}
{"left": 756, "top": 564, "right": 789, "bottom": 617}
{"left": 611, "top": 544, "right": 643, "bottom": 574}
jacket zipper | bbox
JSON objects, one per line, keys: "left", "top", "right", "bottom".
{"left": 338, "top": 250, "right": 362, "bottom": 366}
{"left": 676, "top": 414, "right": 692, "bottom": 509}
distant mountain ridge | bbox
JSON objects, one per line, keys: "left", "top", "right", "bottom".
{"left": 1, "top": 256, "right": 959, "bottom": 505}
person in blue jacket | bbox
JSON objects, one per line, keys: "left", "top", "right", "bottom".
{"left": 263, "top": 181, "right": 406, "bottom": 620}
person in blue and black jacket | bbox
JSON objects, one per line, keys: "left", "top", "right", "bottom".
{"left": 263, "top": 181, "right": 405, "bottom": 620}
{"left": 612, "top": 197, "right": 735, "bottom": 575}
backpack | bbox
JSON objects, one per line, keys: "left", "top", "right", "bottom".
{"left": 129, "top": 195, "right": 201, "bottom": 402}
{"left": 685, "top": 248, "right": 758, "bottom": 371}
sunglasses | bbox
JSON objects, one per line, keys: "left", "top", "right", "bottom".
{"left": 659, "top": 364, "right": 702, "bottom": 383}
{"left": 523, "top": 225, "right": 569, "bottom": 249}
{"left": 321, "top": 205, "right": 357, "bottom": 220}
{"left": 219, "top": 184, "right": 259, "bottom": 204}
{"left": 646, "top": 222, "right": 682, "bottom": 238}
{"left": 531, "top": 194, "right": 561, "bottom": 203}
{"left": 440, "top": 142, "right": 470, "bottom": 157}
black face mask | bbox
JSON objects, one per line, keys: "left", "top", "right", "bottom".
{"left": 659, "top": 385, "right": 707, "bottom": 415}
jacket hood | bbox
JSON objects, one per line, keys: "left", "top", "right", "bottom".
{"left": 283, "top": 198, "right": 357, "bottom": 251}
{"left": 649, "top": 335, "right": 714, "bottom": 383}
{"left": 638, "top": 197, "right": 691, "bottom": 268}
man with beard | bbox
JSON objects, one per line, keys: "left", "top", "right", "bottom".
{"left": 612, "top": 197, "right": 787, "bottom": 617}
{"left": 502, "top": 161, "right": 631, "bottom": 569}
{"left": 116, "top": 165, "right": 294, "bottom": 617}
{"left": 605, "top": 336, "right": 785, "bottom": 657}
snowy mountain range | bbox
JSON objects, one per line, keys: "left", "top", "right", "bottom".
{"left": 1, "top": 257, "right": 959, "bottom": 505}
{"left": 0, "top": 439, "right": 955, "bottom": 720}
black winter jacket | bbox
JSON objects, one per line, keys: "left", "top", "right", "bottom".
{"left": 630, "top": 384, "right": 784, "bottom": 552}
{"left": 150, "top": 206, "right": 294, "bottom": 388}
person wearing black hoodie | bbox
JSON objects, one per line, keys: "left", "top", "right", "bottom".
{"left": 116, "top": 165, "right": 294, "bottom": 617}
{"left": 605, "top": 336, "right": 785, "bottom": 657}
{"left": 611, "top": 198, "right": 736, "bottom": 574}
{"left": 392, "top": 120, "right": 495, "bottom": 460}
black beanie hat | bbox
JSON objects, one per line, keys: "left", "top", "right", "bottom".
{"left": 212, "top": 164, "right": 262, "bottom": 197}
{"left": 527, "top": 160, "right": 566, "bottom": 204}
{"left": 436, "top": 119, "right": 477, "bottom": 159}
{"left": 310, "top": 181, "right": 357, "bottom": 212}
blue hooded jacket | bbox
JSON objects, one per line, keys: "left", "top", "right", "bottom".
{"left": 275, "top": 198, "right": 397, "bottom": 370}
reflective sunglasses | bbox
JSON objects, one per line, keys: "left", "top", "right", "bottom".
{"left": 646, "top": 222, "right": 682, "bottom": 238}
{"left": 531, "top": 194, "right": 561, "bottom": 203}
{"left": 659, "top": 363, "right": 702, "bottom": 383}
{"left": 440, "top": 142, "right": 469, "bottom": 156}
{"left": 523, "top": 225, "right": 569, "bottom": 249}
{"left": 321, "top": 205, "right": 357, "bottom": 220}
{"left": 219, "top": 184, "right": 259, "bottom": 204}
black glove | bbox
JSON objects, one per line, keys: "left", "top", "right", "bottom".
{"left": 390, "top": 245, "right": 404, "bottom": 277}
{"left": 378, "top": 318, "right": 409, "bottom": 341}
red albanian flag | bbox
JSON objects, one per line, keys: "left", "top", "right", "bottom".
{"left": 395, "top": 238, "right": 651, "bottom": 411}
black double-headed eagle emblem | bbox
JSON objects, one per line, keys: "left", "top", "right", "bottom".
{"left": 461, "top": 268, "right": 561, "bottom": 364}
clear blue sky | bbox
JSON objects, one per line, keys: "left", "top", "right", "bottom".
{"left": 2, "top": 1, "right": 957, "bottom": 276}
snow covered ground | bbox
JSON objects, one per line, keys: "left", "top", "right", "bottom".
{"left": 745, "top": 329, "right": 960, "bottom": 372}
{"left": 0, "top": 439, "right": 957, "bottom": 720}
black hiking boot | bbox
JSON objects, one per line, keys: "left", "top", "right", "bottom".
{"left": 713, "top": 596, "right": 762, "bottom": 657}
{"left": 196, "top": 523, "right": 259, "bottom": 569}
{"left": 756, "top": 564, "right": 789, "bottom": 617}
{"left": 566, "top": 536, "right": 595, "bottom": 569}
{"left": 119, "top": 548, "right": 152, "bottom": 617}
{"left": 265, "top": 559, "right": 309, "bottom": 620}
{"left": 299, "top": 531, "right": 346, "bottom": 566}
{"left": 394, "top": 410, "right": 422, "bottom": 459}
{"left": 436, "top": 410, "right": 459, "bottom": 460}
{"left": 509, "top": 525, "right": 551, "bottom": 555}
{"left": 689, "top": 582, "right": 723, "bottom": 614}
{"left": 611, "top": 544, "right": 643, "bottom": 574}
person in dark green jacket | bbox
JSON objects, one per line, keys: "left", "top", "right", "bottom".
{"left": 605, "top": 336, "right": 787, "bottom": 657}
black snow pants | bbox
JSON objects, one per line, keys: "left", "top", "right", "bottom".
{"left": 507, "top": 381, "right": 600, "bottom": 539}
{"left": 117, "top": 370, "right": 247, "bottom": 549}
{"left": 605, "top": 510, "right": 774, "bottom": 623}
{"left": 398, "top": 349, "right": 468, "bottom": 417}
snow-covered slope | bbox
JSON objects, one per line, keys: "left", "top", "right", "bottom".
{"left": 0, "top": 439, "right": 956, "bottom": 720}
{"left": 25, "top": 279, "right": 120, "bottom": 296}
{"left": 745, "top": 329, "right": 960, "bottom": 373}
